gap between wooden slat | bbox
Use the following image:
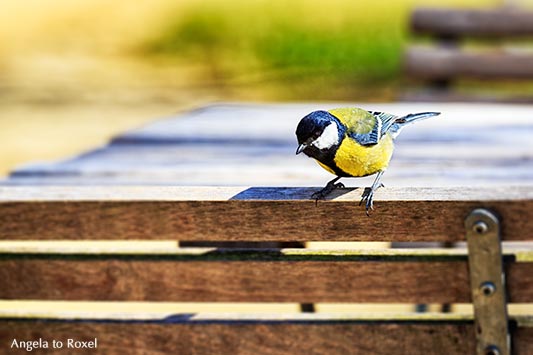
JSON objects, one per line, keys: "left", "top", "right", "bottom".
{"left": 0, "top": 309, "right": 531, "bottom": 326}
{"left": 0, "top": 245, "right": 532, "bottom": 261}
{"left": 1, "top": 302, "right": 532, "bottom": 325}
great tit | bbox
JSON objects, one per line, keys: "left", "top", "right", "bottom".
{"left": 295, "top": 107, "right": 440, "bottom": 213}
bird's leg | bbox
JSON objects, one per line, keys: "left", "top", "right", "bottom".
{"left": 360, "top": 170, "right": 385, "bottom": 215}
{"left": 311, "top": 176, "right": 345, "bottom": 203}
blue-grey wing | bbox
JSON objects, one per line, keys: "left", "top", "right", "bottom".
{"left": 349, "top": 111, "right": 398, "bottom": 146}
{"left": 370, "top": 111, "right": 399, "bottom": 137}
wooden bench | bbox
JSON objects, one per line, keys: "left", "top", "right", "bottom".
{"left": 0, "top": 186, "right": 532, "bottom": 354}
{"left": 1, "top": 103, "right": 532, "bottom": 353}
{"left": 404, "top": 7, "right": 533, "bottom": 102}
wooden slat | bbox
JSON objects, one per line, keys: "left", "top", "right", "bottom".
{"left": 106, "top": 103, "right": 533, "bottom": 146}
{"left": 405, "top": 46, "right": 533, "bottom": 80}
{"left": 0, "top": 249, "right": 531, "bottom": 302}
{"left": 3, "top": 314, "right": 533, "bottom": 354}
{"left": 0, "top": 186, "right": 531, "bottom": 242}
{"left": 411, "top": 8, "right": 533, "bottom": 38}
{"left": 515, "top": 327, "right": 533, "bottom": 355}
{"left": 0, "top": 260, "right": 470, "bottom": 303}
{"left": 6, "top": 103, "right": 533, "bottom": 187}
{"left": 7, "top": 137, "right": 533, "bottom": 187}
{"left": 0, "top": 318, "right": 478, "bottom": 355}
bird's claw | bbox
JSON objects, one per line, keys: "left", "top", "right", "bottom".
{"left": 359, "top": 188, "right": 375, "bottom": 215}
{"left": 359, "top": 184, "right": 383, "bottom": 216}
{"left": 311, "top": 182, "right": 345, "bottom": 205}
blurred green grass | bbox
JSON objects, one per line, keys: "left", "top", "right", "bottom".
{"left": 142, "top": 0, "right": 498, "bottom": 99}
{"left": 0, "top": 0, "right": 501, "bottom": 102}
{"left": 0, "top": 0, "right": 509, "bottom": 175}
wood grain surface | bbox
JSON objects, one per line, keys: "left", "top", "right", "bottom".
{"left": 4, "top": 103, "right": 533, "bottom": 187}
{"left": 0, "top": 186, "right": 531, "bottom": 241}
{"left": 3, "top": 313, "right": 532, "bottom": 354}
{"left": 0, "top": 320, "right": 479, "bottom": 355}
{"left": 1, "top": 103, "right": 531, "bottom": 353}
{"left": 0, "top": 252, "right": 530, "bottom": 302}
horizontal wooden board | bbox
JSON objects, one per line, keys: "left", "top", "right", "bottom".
{"left": 6, "top": 164, "right": 532, "bottom": 187}
{"left": 0, "top": 249, "right": 531, "bottom": 302}
{"left": 3, "top": 314, "right": 532, "bottom": 354}
{"left": 411, "top": 8, "right": 533, "bottom": 37}
{"left": 405, "top": 46, "right": 533, "bottom": 80}
{"left": 7, "top": 137, "right": 533, "bottom": 187}
{"left": 0, "top": 186, "right": 531, "bottom": 242}
{"left": 107, "top": 103, "right": 533, "bottom": 145}
{"left": 1, "top": 315, "right": 531, "bottom": 355}
{"left": 5, "top": 103, "right": 533, "bottom": 187}
{"left": 0, "top": 319, "right": 478, "bottom": 355}
{"left": 11, "top": 142, "right": 533, "bottom": 174}
{"left": 0, "top": 260, "right": 470, "bottom": 303}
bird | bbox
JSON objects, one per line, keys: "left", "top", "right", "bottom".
{"left": 295, "top": 107, "right": 440, "bottom": 214}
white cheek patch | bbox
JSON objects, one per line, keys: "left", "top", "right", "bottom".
{"left": 311, "top": 122, "right": 339, "bottom": 150}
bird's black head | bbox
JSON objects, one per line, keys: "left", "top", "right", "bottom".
{"left": 295, "top": 110, "right": 339, "bottom": 155}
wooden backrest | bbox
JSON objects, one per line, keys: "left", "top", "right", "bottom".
{"left": 404, "top": 7, "right": 533, "bottom": 102}
{"left": 0, "top": 186, "right": 532, "bottom": 354}
{"left": 411, "top": 8, "right": 533, "bottom": 39}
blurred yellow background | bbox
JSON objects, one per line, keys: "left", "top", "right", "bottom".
{"left": 0, "top": 0, "right": 503, "bottom": 176}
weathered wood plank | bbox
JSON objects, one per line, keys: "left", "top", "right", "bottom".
{"left": 515, "top": 327, "right": 533, "bottom": 355}
{"left": 2, "top": 186, "right": 531, "bottom": 201}
{"left": 405, "top": 46, "right": 533, "bottom": 80}
{"left": 107, "top": 103, "right": 533, "bottom": 145}
{"left": 411, "top": 8, "right": 533, "bottom": 38}
{"left": 0, "top": 186, "right": 531, "bottom": 241}
{"left": 7, "top": 140, "right": 532, "bottom": 186}
{"left": 6, "top": 163, "right": 532, "bottom": 186}
{"left": 0, "top": 250, "right": 531, "bottom": 302}
{"left": 5, "top": 103, "right": 533, "bottom": 186}
{"left": 3, "top": 314, "right": 532, "bottom": 354}
{"left": 0, "top": 319, "right": 478, "bottom": 355}
{"left": 11, "top": 143, "right": 532, "bottom": 175}
{"left": 0, "top": 260, "right": 469, "bottom": 303}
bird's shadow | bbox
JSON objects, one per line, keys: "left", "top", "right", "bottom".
{"left": 229, "top": 186, "right": 359, "bottom": 201}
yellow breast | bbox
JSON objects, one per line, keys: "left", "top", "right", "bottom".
{"left": 333, "top": 133, "right": 394, "bottom": 177}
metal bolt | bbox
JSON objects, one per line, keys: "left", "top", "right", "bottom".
{"left": 473, "top": 221, "right": 489, "bottom": 234}
{"left": 480, "top": 282, "right": 496, "bottom": 296}
{"left": 484, "top": 345, "right": 501, "bottom": 355}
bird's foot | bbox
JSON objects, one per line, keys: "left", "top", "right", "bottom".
{"left": 359, "top": 183, "right": 384, "bottom": 216}
{"left": 311, "top": 181, "right": 345, "bottom": 204}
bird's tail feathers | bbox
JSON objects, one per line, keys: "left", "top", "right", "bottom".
{"left": 397, "top": 112, "right": 440, "bottom": 125}
{"left": 389, "top": 112, "right": 440, "bottom": 138}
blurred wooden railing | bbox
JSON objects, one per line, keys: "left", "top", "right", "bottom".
{"left": 404, "top": 7, "right": 533, "bottom": 103}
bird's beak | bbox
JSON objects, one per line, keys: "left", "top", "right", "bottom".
{"left": 296, "top": 144, "right": 306, "bottom": 155}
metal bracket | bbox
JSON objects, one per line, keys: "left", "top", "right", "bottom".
{"left": 465, "top": 208, "right": 510, "bottom": 355}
